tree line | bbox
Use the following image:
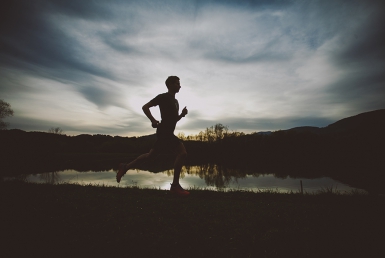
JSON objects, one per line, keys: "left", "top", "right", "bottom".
{"left": 1, "top": 122, "right": 384, "bottom": 193}
{"left": 1, "top": 122, "right": 383, "bottom": 170}
{"left": 177, "top": 123, "right": 245, "bottom": 142}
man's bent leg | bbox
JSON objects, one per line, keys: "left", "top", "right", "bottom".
{"left": 116, "top": 149, "right": 158, "bottom": 183}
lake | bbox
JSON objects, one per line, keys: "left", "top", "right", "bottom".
{"left": 15, "top": 164, "right": 361, "bottom": 193}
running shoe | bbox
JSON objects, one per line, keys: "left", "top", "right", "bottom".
{"left": 170, "top": 184, "right": 190, "bottom": 196}
{"left": 116, "top": 163, "right": 127, "bottom": 183}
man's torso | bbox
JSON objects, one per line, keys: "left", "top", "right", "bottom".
{"left": 151, "top": 93, "right": 179, "bottom": 131}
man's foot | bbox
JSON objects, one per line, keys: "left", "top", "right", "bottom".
{"left": 116, "top": 163, "right": 127, "bottom": 183}
{"left": 170, "top": 183, "right": 190, "bottom": 196}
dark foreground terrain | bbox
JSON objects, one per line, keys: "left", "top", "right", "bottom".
{"left": 2, "top": 181, "right": 385, "bottom": 257}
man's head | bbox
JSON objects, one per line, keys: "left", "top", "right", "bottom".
{"left": 165, "top": 76, "right": 181, "bottom": 93}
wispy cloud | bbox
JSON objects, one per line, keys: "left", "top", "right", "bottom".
{"left": 1, "top": 0, "right": 384, "bottom": 136}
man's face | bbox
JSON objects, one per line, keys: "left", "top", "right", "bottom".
{"left": 169, "top": 80, "right": 181, "bottom": 93}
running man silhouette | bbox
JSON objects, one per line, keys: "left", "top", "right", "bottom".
{"left": 116, "top": 76, "right": 189, "bottom": 196}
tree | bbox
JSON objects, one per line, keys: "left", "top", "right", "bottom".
{"left": 177, "top": 132, "right": 186, "bottom": 140}
{"left": 0, "top": 99, "right": 14, "bottom": 130}
{"left": 48, "top": 127, "right": 64, "bottom": 135}
{"left": 214, "top": 123, "right": 228, "bottom": 141}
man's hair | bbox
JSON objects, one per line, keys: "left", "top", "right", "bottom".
{"left": 165, "top": 76, "right": 179, "bottom": 88}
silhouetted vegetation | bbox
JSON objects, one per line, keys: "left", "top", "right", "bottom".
{"left": 0, "top": 99, "right": 14, "bottom": 130}
{"left": 1, "top": 109, "right": 384, "bottom": 193}
{"left": 48, "top": 127, "right": 64, "bottom": 135}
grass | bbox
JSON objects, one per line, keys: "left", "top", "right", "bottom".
{"left": 2, "top": 180, "right": 385, "bottom": 257}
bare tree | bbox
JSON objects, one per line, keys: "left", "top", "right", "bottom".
{"left": 0, "top": 99, "right": 14, "bottom": 130}
{"left": 48, "top": 127, "right": 64, "bottom": 135}
{"left": 214, "top": 123, "right": 228, "bottom": 141}
{"left": 177, "top": 132, "right": 186, "bottom": 141}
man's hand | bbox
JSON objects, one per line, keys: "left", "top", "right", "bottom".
{"left": 151, "top": 120, "right": 159, "bottom": 128}
{"left": 181, "top": 106, "right": 188, "bottom": 117}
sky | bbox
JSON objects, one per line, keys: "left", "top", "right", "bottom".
{"left": 1, "top": 0, "right": 384, "bottom": 137}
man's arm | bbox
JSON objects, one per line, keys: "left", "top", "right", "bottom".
{"left": 142, "top": 101, "right": 159, "bottom": 128}
{"left": 177, "top": 106, "right": 188, "bottom": 122}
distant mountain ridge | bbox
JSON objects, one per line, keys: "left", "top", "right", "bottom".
{"left": 285, "top": 109, "right": 385, "bottom": 135}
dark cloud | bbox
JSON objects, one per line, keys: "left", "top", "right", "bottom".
{"left": 327, "top": 3, "right": 385, "bottom": 112}
{"left": 46, "top": 0, "right": 113, "bottom": 20}
{"left": 103, "top": 37, "right": 138, "bottom": 54}
{"left": 207, "top": 48, "right": 292, "bottom": 64}
{"left": 326, "top": 70, "right": 385, "bottom": 114}
{"left": 100, "top": 28, "right": 142, "bottom": 55}
{"left": 0, "top": 0, "right": 125, "bottom": 111}
{"left": 196, "top": 0, "right": 293, "bottom": 9}
{"left": 79, "top": 85, "right": 125, "bottom": 109}
{"left": 189, "top": 0, "right": 376, "bottom": 64}
{"left": 334, "top": 4, "right": 385, "bottom": 68}
{"left": 0, "top": 0, "right": 113, "bottom": 80}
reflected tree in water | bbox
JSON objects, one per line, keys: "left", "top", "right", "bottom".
{"left": 148, "top": 163, "right": 267, "bottom": 189}
{"left": 183, "top": 164, "right": 255, "bottom": 188}
{"left": 199, "top": 164, "right": 233, "bottom": 188}
{"left": 39, "top": 172, "right": 60, "bottom": 184}
{"left": 14, "top": 173, "right": 28, "bottom": 182}
{"left": 9, "top": 172, "right": 61, "bottom": 184}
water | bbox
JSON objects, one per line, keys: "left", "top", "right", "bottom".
{"left": 16, "top": 164, "right": 360, "bottom": 193}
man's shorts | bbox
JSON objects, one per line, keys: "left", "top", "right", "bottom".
{"left": 153, "top": 123, "right": 181, "bottom": 151}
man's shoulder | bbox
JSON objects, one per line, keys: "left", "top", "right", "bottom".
{"left": 151, "top": 92, "right": 169, "bottom": 105}
{"left": 156, "top": 92, "right": 176, "bottom": 100}
{"left": 157, "top": 92, "right": 169, "bottom": 98}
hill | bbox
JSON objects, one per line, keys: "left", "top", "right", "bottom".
{"left": 322, "top": 109, "right": 385, "bottom": 134}
{"left": 285, "top": 109, "right": 385, "bottom": 135}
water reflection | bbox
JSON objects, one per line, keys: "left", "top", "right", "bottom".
{"left": 16, "top": 164, "right": 360, "bottom": 193}
{"left": 38, "top": 172, "right": 60, "bottom": 184}
{"left": 189, "top": 164, "right": 235, "bottom": 188}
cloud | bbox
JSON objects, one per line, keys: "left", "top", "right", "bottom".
{"left": 1, "top": 0, "right": 384, "bottom": 136}
{"left": 324, "top": 4, "right": 385, "bottom": 113}
{"left": 79, "top": 86, "right": 121, "bottom": 109}
{"left": 0, "top": 1, "right": 115, "bottom": 91}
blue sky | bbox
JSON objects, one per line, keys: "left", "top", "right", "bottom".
{"left": 1, "top": 0, "right": 384, "bottom": 136}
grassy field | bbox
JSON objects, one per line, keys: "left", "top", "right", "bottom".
{"left": 2, "top": 180, "right": 385, "bottom": 257}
